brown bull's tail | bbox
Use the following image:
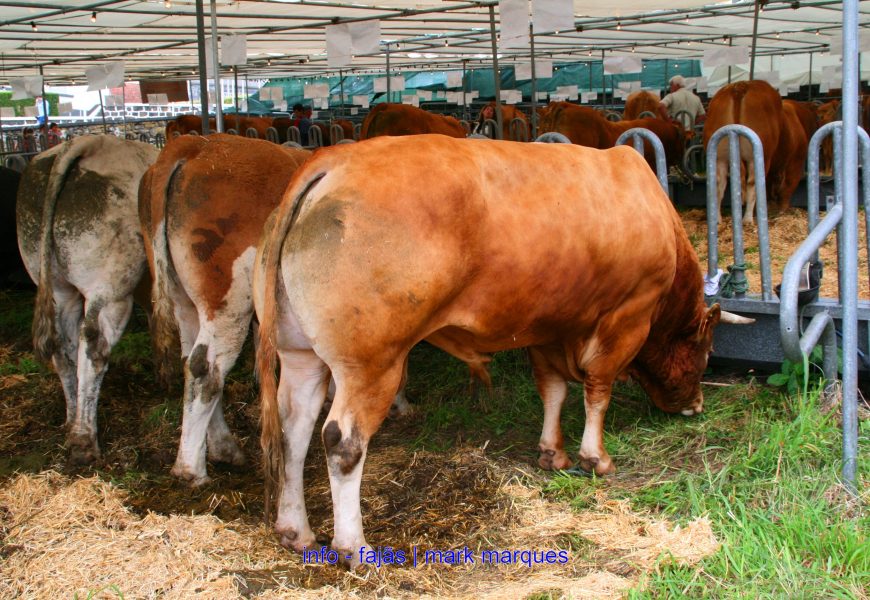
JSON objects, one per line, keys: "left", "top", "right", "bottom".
{"left": 258, "top": 167, "right": 326, "bottom": 524}
{"left": 147, "top": 137, "right": 206, "bottom": 388}
{"left": 32, "top": 136, "right": 110, "bottom": 363}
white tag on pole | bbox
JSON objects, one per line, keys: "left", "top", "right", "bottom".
{"left": 326, "top": 24, "right": 352, "bottom": 68}
{"left": 221, "top": 34, "right": 247, "bottom": 66}
{"left": 446, "top": 71, "right": 463, "bottom": 88}
{"left": 536, "top": 59, "right": 553, "bottom": 78}
{"left": 349, "top": 21, "right": 380, "bottom": 55}
{"left": 500, "top": 0, "right": 529, "bottom": 49}
{"left": 10, "top": 76, "right": 42, "bottom": 99}
{"left": 603, "top": 56, "right": 642, "bottom": 75}
{"left": 85, "top": 62, "right": 124, "bottom": 91}
{"left": 350, "top": 108, "right": 358, "bottom": 115}
{"left": 390, "top": 76, "right": 405, "bottom": 91}
{"left": 515, "top": 63, "right": 533, "bottom": 81}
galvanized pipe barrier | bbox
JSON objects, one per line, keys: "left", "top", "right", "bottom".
{"left": 226, "top": 128, "right": 238, "bottom": 135}
{"left": 534, "top": 132, "right": 570, "bottom": 144}
{"left": 705, "top": 124, "right": 773, "bottom": 301}
{"left": 308, "top": 125, "right": 324, "bottom": 148}
{"left": 683, "top": 144, "right": 705, "bottom": 182}
{"left": 329, "top": 123, "right": 345, "bottom": 145}
{"left": 673, "top": 109, "right": 694, "bottom": 131}
{"left": 481, "top": 118, "right": 499, "bottom": 140}
{"left": 615, "top": 127, "right": 668, "bottom": 195}
{"left": 638, "top": 111, "right": 657, "bottom": 119}
{"left": 245, "top": 127, "right": 258, "bottom": 138}
{"left": 458, "top": 120, "right": 471, "bottom": 135}
{"left": 509, "top": 118, "right": 528, "bottom": 142}
{"left": 604, "top": 111, "right": 621, "bottom": 122}
{"left": 286, "top": 126, "right": 301, "bottom": 145}
{"left": 266, "top": 127, "right": 280, "bottom": 144}
{"left": 353, "top": 123, "right": 362, "bottom": 140}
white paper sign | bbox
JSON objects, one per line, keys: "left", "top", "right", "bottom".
{"left": 532, "top": 0, "right": 574, "bottom": 34}
{"left": 221, "top": 34, "right": 247, "bottom": 66}
{"left": 500, "top": 89, "right": 522, "bottom": 104}
{"left": 350, "top": 108, "right": 358, "bottom": 115}
{"left": 10, "top": 76, "right": 43, "bottom": 100}
{"left": 326, "top": 24, "right": 352, "bottom": 68}
{"left": 417, "top": 89, "right": 433, "bottom": 100}
{"left": 556, "top": 84, "right": 578, "bottom": 96}
{"left": 271, "top": 87, "right": 285, "bottom": 101}
{"left": 103, "top": 94, "right": 122, "bottom": 107}
{"left": 85, "top": 62, "right": 125, "bottom": 91}
{"left": 820, "top": 80, "right": 830, "bottom": 93}
{"left": 500, "top": 0, "right": 530, "bottom": 49}
{"left": 536, "top": 59, "right": 553, "bottom": 78}
{"left": 536, "top": 91, "right": 549, "bottom": 100}
{"left": 373, "top": 78, "right": 387, "bottom": 93}
{"left": 205, "top": 37, "right": 215, "bottom": 77}
{"left": 550, "top": 93, "right": 569, "bottom": 102}
{"left": 274, "top": 100, "right": 287, "bottom": 111}
{"left": 390, "top": 76, "right": 405, "bottom": 91}
{"left": 446, "top": 71, "right": 463, "bottom": 88}
{"left": 304, "top": 83, "right": 329, "bottom": 99}
{"left": 147, "top": 93, "right": 169, "bottom": 104}
{"left": 581, "top": 91, "right": 598, "bottom": 103}
{"left": 349, "top": 20, "right": 381, "bottom": 55}
{"left": 353, "top": 95, "right": 370, "bottom": 108}
{"left": 318, "top": 97, "right": 329, "bottom": 109}
{"left": 515, "top": 63, "right": 533, "bottom": 81}
{"left": 603, "top": 56, "right": 642, "bottom": 75}
{"left": 703, "top": 46, "right": 749, "bottom": 68}
{"left": 402, "top": 95, "right": 420, "bottom": 107}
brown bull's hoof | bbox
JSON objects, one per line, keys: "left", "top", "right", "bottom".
{"left": 537, "top": 447, "right": 573, "bottom": 470}
{"left": 577, "top": 453, "right": 616, "bottom": 476}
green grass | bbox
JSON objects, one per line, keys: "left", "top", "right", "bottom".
{"left": 406, "top": 346, "right": 868, "bottom": 598}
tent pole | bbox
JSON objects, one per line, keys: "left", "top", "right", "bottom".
{"left": 488, "top": 5, "right": 503, "bottom": 138}
{"left": 39, "top": 64, "right": 50, "bottom": 130}
{"left": 529, "top": 23, "right": 537, "bottom": 138}
{"left": 749, "top": 0, "right": 761, "bottom": 79}
{"left": 727, "top": 36, "right": 733, "bottom": 84}
{"left": 601, "top": 50, "right": 606, "bottom": 108}
{"left": 245, "top": 73, "right": 249, "bottom": 117}
{"left": 98, "top": 89, "right": 108, "bottom": 134}
{"left": 385, "top": 43, "right": 391, "bottom": 102}
{"left": 339, "top": 68, "right": 345, "bottom": 117}
{"left": 195, "top": 0, "right": 210, "bottom": 134}
{"left": 233, "top": 66, "right": 239, "bottom": 115}
{"left": 808, "top": 52, "right": 813, "bottom": 101}
{"left": 209, "top": 0, "right": 223, "bottom": 132}
{"left": 462, "top": 59, "right": 468, "bottom": 121}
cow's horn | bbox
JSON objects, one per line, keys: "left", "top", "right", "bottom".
{"left": 720, "top": 310, "right": 755, "bottom": 325}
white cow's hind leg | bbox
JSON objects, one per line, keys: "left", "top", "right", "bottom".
{"left": 274, "top": 348, "right": 329, "bottom": 551}
{"left": 529, "top": 348, "right": 572, "bottom": 470}
{"left": 51, "top": 283, "right": 83, "bottom": 426}
{"left": 171, "top": 312, "right": 250, "bottom": 485}
{"left": 68, "top": 296, "right": 133, "bottom": 464}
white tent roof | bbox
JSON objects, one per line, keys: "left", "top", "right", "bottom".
{"left": 0, "top": 0, "right": 864, "bottom": 84}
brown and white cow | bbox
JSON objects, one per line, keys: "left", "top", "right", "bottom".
{"left": 17, "top": 135, "right": 159, "bottom": 463}
{"left": 360, "top": 103, "right": 466, "bottom": 139}
{"left": 138, "top": 134, "right": 310, "bottom": 485}
{"left": 703, "top": 80, "right": 809, "bottom": 225}
{"left": 254, "top": 134, "right": 752, "bottom": 566}
{"left": 538, "top": 101, "right": 686, "bottom": 171}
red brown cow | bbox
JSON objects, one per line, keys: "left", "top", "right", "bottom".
{"left": 476, "top": 102, "right": 530, "bottom": 140}
{"left": 139, "top": 134, "right": 310, "bottom": 485}
{"left": 360, "top": 103, "right": 466, "bottom": 139}
{"left": 165, "top": 114, "right": 214, "bottom": 140}
{"left": 166, "top": 114, "right": 274, "bottom": 142}
{"left": 703, "top": 80, "right": 809, "bottom": 225}
{"left": 538, "top": 102, "right": 686, "bottom": 171}
{"left": 223, "top": 114, "right": 274, "bottom": 139}
{"left": 624, "top": 90, "right": 662, "bottom": 120}
{"left": 254, "top": 135, "right": 752, "bottom": 564}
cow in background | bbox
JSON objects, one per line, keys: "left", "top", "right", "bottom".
{"left": 254, "top": 135, "right": 752, "bottom": 564}
{"left": 703, "top": 80, "right": 808, "bottom": 225}
{"left": 538, "top": 102, "right": 686, "bottom": 172}
{"left": 476, "top": 102, "right": 530, "bottom": 140}
{"left": 360, "top": 103, "right": 466, "bottom": 139}
{"left": 624, "top": 90, "right": 662, "bottom": 120}
{"left": 0, "top": 166, "right": 31, "bottom": 288}
{"left": 16, "top": 136, "right": 158, "bottom": 463}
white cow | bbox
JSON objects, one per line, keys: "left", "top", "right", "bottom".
{"left": 17, "top": 135, "right": 158, "bottom": 463}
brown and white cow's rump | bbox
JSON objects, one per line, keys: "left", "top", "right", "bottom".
{"left": 139, "top": 134, "right": 311, "bottom": 485}
{"left": 17, "top": 135, "right": 159, "bottom": 463}
{"left": 254, "top": 134, "right": 751, "bottom": 566}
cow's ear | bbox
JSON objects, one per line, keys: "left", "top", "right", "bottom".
{"left": 697, "top": 303, "right": 721, "bottom": 341}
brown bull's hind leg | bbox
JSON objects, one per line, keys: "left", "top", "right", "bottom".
{"left": 529, "top": 347, "right": 573, "bottom": 471}
{"left": 578, "top": 376, "right": 616, "bottom": 476}
{"left": 322, "top": 362, "right": 405, "bottom": 569}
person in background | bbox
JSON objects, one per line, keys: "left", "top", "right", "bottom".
{"left": 46, "top": 122, "right": 64, "bottom": 147}
{"left": 658, "top": 75, "right": 706, "bottom": 127}
{"left": 21, "top": 127, "right": 37, "bottom": 153}
{"left": 292, "top": 103, "right": 313, "bottom": 142}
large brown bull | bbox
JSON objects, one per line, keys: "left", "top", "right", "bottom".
{"left": 624, "top": 90, "right": 662, "bottom": 120}
{"left": 254, "top": 135, "right": 751, "bottom": 566}
{"left": 360, "top": 103, "right": 466, "bottom": 138}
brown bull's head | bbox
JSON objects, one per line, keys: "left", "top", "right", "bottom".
{"left": 629, "top": 304, "right": 753, "bottom": 415}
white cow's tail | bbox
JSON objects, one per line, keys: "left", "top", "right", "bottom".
{"left": 258, "top": 166, "right": 326, "bottom": 524}
{"left": 32, "top": 136, "right": 108, "bottom": 363}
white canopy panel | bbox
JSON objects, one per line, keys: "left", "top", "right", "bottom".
{"left": 0, "top": 0, "right": 863, "bottom": 84}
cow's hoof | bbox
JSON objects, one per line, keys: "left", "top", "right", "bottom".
{"left": 538, "top": 447, "right": 572, "bottom": 470}
{"left": 389, "top": 397, "right": 414, "bottom": 418}
{"left": 276, "top": 528, "right": 318, "bottom": 554}
{"left": 577, "top": 453, "right": 615, "bottom": 476}
{"left": 208, "top": 441, "right": 246, "bottom": 467}
{"left": 67, "top": 435, "right": 100, "bottom": 466}
{"left": 170, "top": 465, "right": 211, "bottom": 487}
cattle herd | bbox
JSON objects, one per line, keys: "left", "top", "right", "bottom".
{"left": 12, "top": 76, "right": 862, "bottom": 569}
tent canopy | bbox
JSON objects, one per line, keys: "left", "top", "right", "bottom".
{"left": 0, "top": 1, "right": 862, "bottom": 85}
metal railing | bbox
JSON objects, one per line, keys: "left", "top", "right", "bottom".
{"left": 615, "top": 127, "right": 668, "bottom": 194}
{"left": 705, "top": 124, "right": 773, "bottom": 300}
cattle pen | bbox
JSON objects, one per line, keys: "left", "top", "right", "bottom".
{"left": 1, "top": 1, "right": 868, "bottom": 599}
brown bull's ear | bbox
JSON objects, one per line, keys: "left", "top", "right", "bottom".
{"left": 697, "top": 303, "right": 722, "bottom": 341}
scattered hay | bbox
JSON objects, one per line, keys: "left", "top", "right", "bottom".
{"left": 680, "top": 208, "right": 870, "bottom": 300}
{"left": 0, "top": 448, "right": 719, "bottom": 599}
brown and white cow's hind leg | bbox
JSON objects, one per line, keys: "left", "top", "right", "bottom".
{"left": 322, "top": 363, "right": 405, "bottom": 568}
{"left": 529, "top": 348, "right": 573, "bottom": 471}
{"left": 67, "top": 295, "right": 134, "bottom": 464}
{"left": 50, "top": 282, "right": 83, "bottom": 428}
{"left": 171, "top": 311, "right": 249, "bottom": 485}
{"left": 273, "top": 347, "right": 330, "bottom": 551}
{"left": 577, "top": 375, "right": 617, "bottom": 476}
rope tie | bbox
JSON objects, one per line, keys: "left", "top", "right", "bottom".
{"left": 717, "top": 262, "right": 749, "bottom": 298}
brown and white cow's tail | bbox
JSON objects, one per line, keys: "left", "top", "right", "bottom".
{"left": 32, "top": 136, "right": 108, "bottom": 363}
{"left": 146, "top": 137, "right": 204, "bottom": 388}
{"left": 257, "top": 167, "right": 326, "bottom": 523}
